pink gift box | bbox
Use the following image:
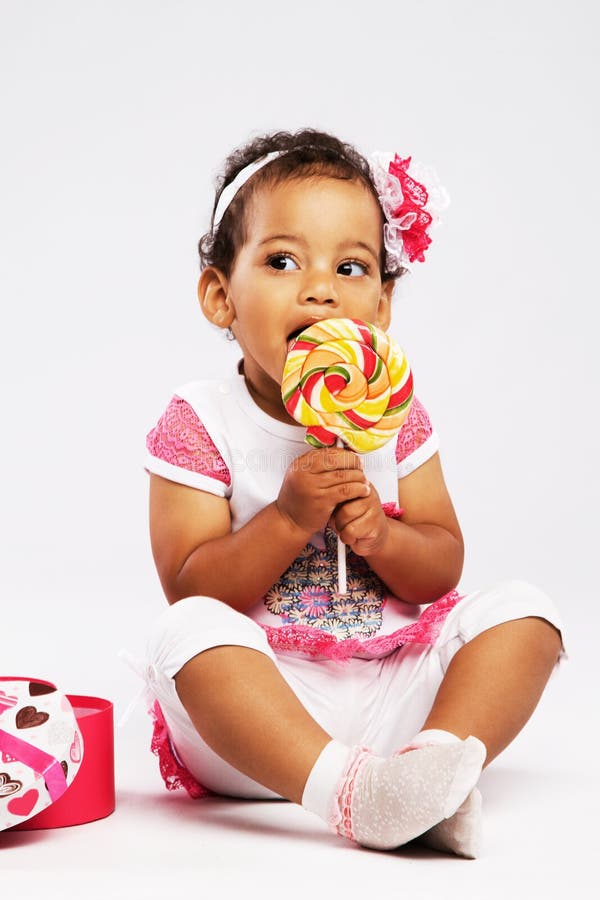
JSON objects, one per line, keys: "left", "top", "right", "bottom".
{"left": 1, "top": 678, "right": 115, "bottom": 831}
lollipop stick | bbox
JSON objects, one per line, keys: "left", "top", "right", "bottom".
{"left": 336, "top": 437, "right": 348, "bottom": 594}
{"left": 337, "top": 535, "right": 347, "bottom": 595}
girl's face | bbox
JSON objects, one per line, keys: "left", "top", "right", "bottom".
{"left": 200, "top": 176, "right": 394, "bottom": 423}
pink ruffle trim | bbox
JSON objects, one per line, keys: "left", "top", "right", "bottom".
{"left": 149, "top": 700, "right": 210, "bottom": 799}
{"left": 381, "top": 501, "right": 404, "bottom": 520}
{"left": 331, "top": 746, "right": 371, "bottom": 838}
{"left": 260, "top": 590, "right": 462, "bottom": 662}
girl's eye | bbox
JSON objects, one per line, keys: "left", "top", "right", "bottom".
{"left": 338, "top": 260, "right": 367, "bottom": 277}
{"left": 268, "top": 254, "right": 298, "bottom": 271}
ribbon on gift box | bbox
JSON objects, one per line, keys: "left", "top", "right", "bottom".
{"left": 0, "top": 728, "right": 67, "bottom": 801}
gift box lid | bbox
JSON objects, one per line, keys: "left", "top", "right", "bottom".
{"left": 1, "top": 678, "right": 115, "bottom": 832}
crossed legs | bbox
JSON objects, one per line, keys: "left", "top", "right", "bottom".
{"left": 174, "top": 615, "right": 562, "bottom": 819}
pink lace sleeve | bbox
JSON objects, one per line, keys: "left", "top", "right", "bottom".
{"left": 146, "top": 396, "right": 231, "bottom": 487}
{"left": 395, "top": 397, "right": 438, "bottom": 477}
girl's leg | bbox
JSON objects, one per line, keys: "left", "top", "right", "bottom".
{"left": 403, "top": 610, "right": 562, "bottom": 857}
{"left": 174, "top": 645, "right": 331, "bottom": 804}
{"left": 419, "top": 616, "right": 563, "bottom": 765}
{"left": 174, "top": 641, "right": 485, "bottom": 851}
{"left": 150, "top": 596, "right": 485, "bottom": 851}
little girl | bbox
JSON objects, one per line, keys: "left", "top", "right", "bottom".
{"left": 143, "top": 129, "right": 564, "bottom": 858}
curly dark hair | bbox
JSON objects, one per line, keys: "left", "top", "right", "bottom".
{"left": 198, "top": 129, "right": 404, "bottom": 281}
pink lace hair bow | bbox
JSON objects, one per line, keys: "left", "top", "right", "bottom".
{"left": 369, "top": 152, "right": 449, "bottom": 271}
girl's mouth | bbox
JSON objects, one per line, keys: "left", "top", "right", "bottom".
{"left": 286, "top": 318, "right": 327, "bottom": 350}
{"left": 286, "top": 327, "right": 305, "bottom": 350}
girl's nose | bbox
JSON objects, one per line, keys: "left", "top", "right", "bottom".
{"left": 299, "top": 270, "right": 339, "bottom": 306}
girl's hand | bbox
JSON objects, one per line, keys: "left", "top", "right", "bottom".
{"left": 277, "top": 447, "right": 371, "bottom": 535}
{"left": 332, "top": 482, "right": 390, "bottom": 557}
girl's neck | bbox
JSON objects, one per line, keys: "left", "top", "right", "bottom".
{"left": 239, "top": 360, "right": 297, "bottom": 425}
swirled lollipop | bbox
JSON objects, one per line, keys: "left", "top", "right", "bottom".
{"left": 282, "top": 318, "right": 413, "bottom": 593}
{"left": 282, "top": 318, "right": 413, "bottom": 453}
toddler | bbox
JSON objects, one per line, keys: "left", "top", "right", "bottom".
{"left": 142, "top": 129, "right": 564, "bottom": 857}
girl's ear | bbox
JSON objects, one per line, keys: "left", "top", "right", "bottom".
{"left": 198, "top": 267, "right": 235, "bottom": 329}
{"left": 374, "top": 279, "right": 395, "bottom": 331}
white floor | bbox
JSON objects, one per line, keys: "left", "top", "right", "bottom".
{"left": 1, "top": 4, "right": 597, "bottom": 897}
{"left": 1, "top": 633, "right": 595, "bottom": 900}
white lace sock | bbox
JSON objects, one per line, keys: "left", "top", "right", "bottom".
{"left": 301, "top": 740, "right": 355, "bottom": 823}
{"left": 331, "top": 737, "right": 485, "bottom": 850}
{"left": 418, "top": 787, "right": 483, "bottom": 858}
{"left": 397, "top": 729, "right": 485, "bottom": 859}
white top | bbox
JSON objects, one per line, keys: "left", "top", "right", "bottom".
{"left": 145, "top": 366, "right": 448, "bottom": 659}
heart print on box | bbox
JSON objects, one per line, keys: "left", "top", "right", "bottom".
{"left": 0, "top": 678, "right": 84, "bottom": 830}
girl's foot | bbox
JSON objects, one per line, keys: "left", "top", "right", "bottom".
{"left": 417, "top": 787, "right": 482, "bottom": 858}
{"left": 334, "top": 738, "right": 486, "bottom": 851}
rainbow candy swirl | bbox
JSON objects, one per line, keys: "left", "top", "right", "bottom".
{"left": 282, "top": 318, "right": 413, "bottom": 453}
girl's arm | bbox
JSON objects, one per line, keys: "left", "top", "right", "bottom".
{"left": 149, "top": 475, "right": 307, "bottom": 608}
{"left": 149, "top": 446, "right": 370, "bottom": 608}
{"left": 333, "top": 452, "right": 464, "bottom": 605}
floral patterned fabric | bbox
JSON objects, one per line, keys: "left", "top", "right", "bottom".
{"left": 264, "top": 527, "right": 389, "bottom": 641}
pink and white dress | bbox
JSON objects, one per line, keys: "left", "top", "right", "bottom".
{"left": 141, "top": 366, "right": 564, "bottom": 800}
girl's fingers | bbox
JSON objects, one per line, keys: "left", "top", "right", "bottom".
{"left": 334, "top": 497, "right": 368, "bottom": 530}
{"left": 331, "top": 480, "right": 371, "bottom": 504}
{"left": 334, "top": 489, "right": 382, "bottom": 530}
{"left": 295, "top": 448, "right": 364, "bottom": 473}
{"left": 322, "top": 468, "right": 370, "bottom": 489}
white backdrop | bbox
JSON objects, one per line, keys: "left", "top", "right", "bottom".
{"left": 1, "top": 0, "right": 597, "bottom": 712}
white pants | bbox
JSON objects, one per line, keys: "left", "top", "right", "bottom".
{"left": 145, "top": 579, "right": 565, "bottom": 800}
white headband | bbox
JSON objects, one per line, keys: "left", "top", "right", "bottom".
{"left": 210, "top": 147, "right": 447, "bottom": 271}
{"left": 212, "top": 150, "right": 282, "bottom": 229}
